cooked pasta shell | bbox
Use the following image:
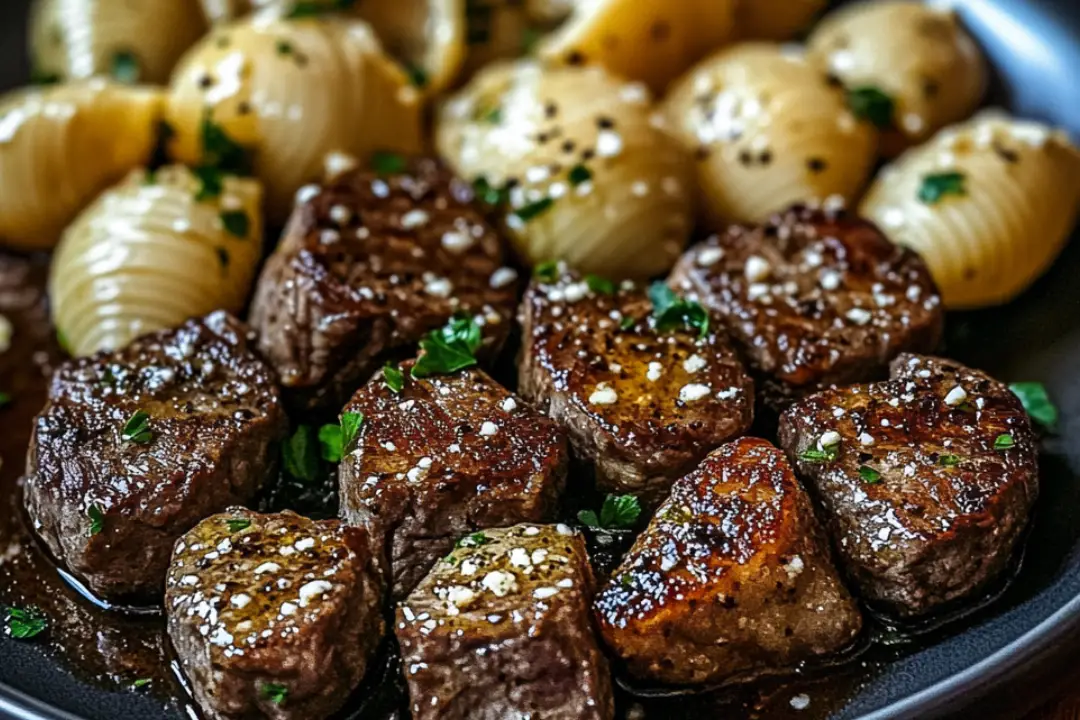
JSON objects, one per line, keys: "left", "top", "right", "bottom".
{"left": 166, "top": 14, "right": 424, "bottom": 221}
{"left": 437, "top": 61, "right": 695, "bottom": 279}
{"left": 860, "top": 111, "right": 1080, "bottom": 309}
{"left": 30, "top": 0, "right": 207, "bottom": 84}
{"left": 459, "top": 0, "right": 576, "bottom": 79}
{"left": 662, "top": 43, "right": 878, "bottom": 227}
{"left": 0, "top": 80, "right": 162, "bottom": 251}
{"left": 733, "top": 0, "right": 826, "bottom": 41}
{"left": 807, "top": 0, "right": 987, "bottom": 157}
{"left": 537, "top": 0, "right": 737, "bottom": 94}
{"left": 50, "top": 165, "right": 264, "bottom": 357}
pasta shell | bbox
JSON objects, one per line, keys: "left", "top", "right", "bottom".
{"left": 662, "top": 43, "right": 877, "bottom": 227}
{"left": 50, "top": 165, "right": 264, "bottom": 357}
{"left": 860, "top": 111, "right": 1080, "bottom": 309}
{"left": 30, "top": 0, "right": 207, "bottom": 84}
{"left": 459, "top": 0, "right": 570, "bottom": 79}
{"left": 733, "top": 0, "right": 826, "bottom": 41}
{"left": 166, "top": 14, "right": 424, "bottom": 221}
{"left": 0, "top": 80, "right": 163, "bottom": 251}
{"left": 537, "top": 0, "right": 737, "bottom": 94}
{"left": 806, "top": 0, "right": 987, "bottom": 157}
{"left": 437, "top": 61, "right": 695, "bottom": 279}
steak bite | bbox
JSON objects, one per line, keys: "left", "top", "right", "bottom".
{"left": 518, "top": 268, "right": 754, "bottom": 506}
{"left": 24, "top": 312, "right": 286, "bottom": 601}
{"left": 249, "top": 156, "right": 519, "bottom": 414}
{"left": 396, "top": 523, "right": 614, "bottom": 720}
{"left": 594, "top": 437, "right": 862, "bottom": 685}
{"left": 166, "top": 509, "right": 384, "bottom": 720}
{"left": 339, "top": 361, "right": 567, "bottom": 599}
{"left": 777, "top": 354, "right": 1039, "bottom": 617}
{"left": 669, "top": 204, "right": 944, "bottom": 410}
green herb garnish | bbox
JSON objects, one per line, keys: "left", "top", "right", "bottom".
{"left": 1009, "top": 382, "right": 1058, "bottom": 432}
{"left": 282, "top": 425, "right": 318, "bottom": 482}
{"left": 193, "top": 165, "right": 224, "bottom": 201}
{"left": 276, "top": 40, "right": 294, "bottom": 56}
{"left": 285, "top": 0, "right": 357, "bottom": 18}
{"left": 317, "top": 412, "right": 363, "bottom": 463}
{"left": 619, "top": 316, "right": 635, "bottom": 331}
{"left": 200, "top": 113, "right": 255, "bottom": 177}
{"left": 0, "top": 391, "right": 10, "bottom": 409}
{"left": 406, "top": 64, "right": 428, "bottom": 88}
{"left": 521, "top": 26, "right": 543, "bottom": 55}
{"left": 577, "top": 494, "right": 641, "bottom": 530}
{"left": 456, "top": 531, "right": 490, "bottom": 548}
{"left": 846, "top": 86, "right": 895, "bottom": 129}
{"left": 858, "top": 465, "right": 882, "bottom": 484}
{"left": 512, "top": 197, "right": 554, "bottom": 223}
{"left": 226, "top": 518, "right": 251, "bottom": 533}
{"left": 585, "top": 274, "right": 615, "bottom": 295}
{"left": 533, "top": 260, "right": 560, "bottom": 283}
{"left": 383, "top": 364, "right": 405, "bottom": 393}
{"left": 649, "top": 282, "right": 709, "bottom": 339}
{"left": 87, "top": 504, "right": 105, "bottom": 536}
{"left": 122, "top": 410, "right": 153, "bottom": 444}
{"left": 479, "top": 106, "right": 502, "bottom": 124}
{"left": 133, "top": 679, "right": 152, "bottom": 689}
{"left": 994, "top": 433, "right": 1015, "bottom": 451}
{"left": 939, "top": 454, "right": 961, "bottom": 467}
{"left": 472, "top": 176, "right": 509, "bottom": 206}
{"left": 412, "top": 315, "right": 483, "bottom": 379}
{"left": 261, "top": 682, "right": 288, "bottom": 705}
{"left": 799, "top": 448, "right": 838, "bottom": 463}
{"left": 371, "top": 151, "right": 406, "bottom": 176}
{"left": 5, "top": 607, "right": 47, "bottom": 640}
{"left": 918, "top": 172, "right": 967, "bottom": 205}
{"left": 220, "top": 210, "right": 250, "bottom": 238}
{"left": 568, "top": 164, "right": 592, "bottom": 186}
{"left": 110, "top": 50, "right": 140, "bottom": 84}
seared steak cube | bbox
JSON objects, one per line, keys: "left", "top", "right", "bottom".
{"left": 518, "top": 269, "right": 754, "bottom": 506}
{"left": 24, "top": 312, "right": 286, "bottom": 600}
{"left": 396, "top": 523, "right": 614, "bottom": 720}
{"left": 669, "top": 204, "right": 944, "bottom": 410}
{"left": 778, "top": 354, "right": 1039, "bottom": 617}
{"left": 166, "top": 509, "right": 385, "bottom": 720}
{"left": 594, "top": 437, "right": 861, "bottom": 685}
{"left": 249, "top": 157, "right": 519, "bottom": 413}
{"left": 339, "top": 361, "right": 567, "bottom": 599}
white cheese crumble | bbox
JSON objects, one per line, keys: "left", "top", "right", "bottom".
{"left": 481, "top": 570, "right": 518, "bottom": 597}
{"left": 683, "top": 354, "right": 706, "bottom": 373}
{"left": 447, "top": 586, "right": 476, "bottom": 607}
{"left": 819, "top": 431, "right": 841, "bottom": 448}
{"left": 501, "top": 397, "right": 517, "bottom": 412}
{"left": 299, "top": 580, "right": 333, "bottom": 607}
{"left": 479, "top": 421, "right": 499, "bottom": 436}
{"left": 253, "top": 563, "right": 280, "bottom": 575}
{"left": 589, "top": 384, "right": 618, "bottom": 405}
{"left": 646, "top": 362, "right": 663, "bottom": 382}
{"left": 534, "top": 587, "right": 559, "bottom": 599}
{"left": 679, "top": 383, "right": 711, "bottom": 403}
{"left": 944, "top": 386, "right": 968, "bottom": 407}
{"left": 697, "top": 247, "right": 724, "bottom": 266}
{"left": 744, "top": 255, "right": 772, "bottom": 282}
{"left": 442, "top": 230, "right": 475, "bottom": 253}
{"left": 401, "top": 209, "right": 430, "bottom": 229}
{"left": 846, "top": 308, "right": 872, "bottom": 325}
{"left": 858, "top": 433, "right": 875, "bottom": 446}
{"left": 231, "top": 593, "right": 251, "bottom": 609}
{"left": 329, "top": 204, "right": 352, "bottom": 226}
{"left": 819, "top": 270, "right": 842, "bottom": 291}
{"left": 490, "top": 267, "right": 518, "bottom": 289}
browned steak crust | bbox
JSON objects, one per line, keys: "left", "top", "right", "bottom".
{"left": 249, "top": 157, "right": 519, "bottom": 414}
{"left": 339, "top": 361, "right": 568, "bottom": 599}
{"left": 669, "top": 204, "right": 944, "bottom": 410}
{"left": 396, "top": 523, "right": 614, "bottom": 720}
{"left": 24, "top": 312, "right": 286, "bottom": 600}
{"left": 518, "top": 268, "right": 754, "bottom": 505}
{"left": 166, "top": 509, "right": 385, "bottom": 720}
{"left": 777, "top": 354, "right": 1039, "bottom": 617}
{"left": 594, "top": 437, "right": 862, "bottom": 685}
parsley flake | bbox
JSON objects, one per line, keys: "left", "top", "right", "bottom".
{"left": 479, "top": 106, "right": 502, "bottom": 124}
{"left": 133, "top": 678, "right": 152, "bottom": 689}
{"left": 317, "top": 412, "right": 364, "bottom": 463}
{"left": 568, "top": 164, "right": 592, "bottom": 186}
{"left": 512, "top": 197, "right": 554, "bottom": 223}
{"left": 858, "top": 465, "right": 882, "bottom": 484}
{"left": 406, "top": 64, "right": 428, "bottom": 88}
{"left": 918, "top": 172, "right": 967, "bottom": 204}
{"left": 577, "top": 494, "right": 641, "bottom": 530}
{"left": 383, "top": 363, "right": 405, "bottom": 393}
{"left": 799, "top": 445, "right": 839, "bottom": 463}
{"left": 282, "top": 425, "right": 319, "bottom": 482}
{"left": 994, "top": 433, "right": 1015, "bottom": 451}
{"left": 533, "top": 260, "right": 560, "bottom": 283}
{"left": 110, "top": 50, "right": 140, "bottom": 84}
{"left": 220, "top": 210, "right": 250, "bottom": 238}
{"left": 1009, "top": 382, "right": 1058, "bottom": 432}
{"left": 261, "top": 682, "right": 288, "bottom": 705}
{"left": 200, "top": 113, "right": 255, "bottom": 177}
{"left": 87, "top": 503, "right": 105, "bottom": 536}
{"left": 226, "top": 518, "right": 251, "bottom": 533}
{"left": 619, "top": 316, "right": 635, "bottom": 331}
{"left": 194, "top": 165, "right": 224, "bottom": 201}
{"left": 412, "top": 315, "right": 483, "bottom": 379}
{"left": 5, "top": 607, "right": 47, "bottom": 640}
{"left": 939, "top": 454, "right": 961, "bottom": 467}
{"left": 846, "top": 86, "right": 895, "bottom": 129}
{"left": 285, "top": 0, "right": 357, "bottom": 18}
{"left": 649, "top": 282, "right": 709, "bottom": 338}
{"left": 122, "top": 410, "right": 153, "bottom": 444}
{"left": 472, "top": 176, "right": 509, "bottom": 206}
{"left": 276, "top": 40, "right": 294, "bottom": 56}
{"left": 585, "top": 274, "right": 615, "bottom": 295}
{"left": 456, "top": 531, "right": 490, "bottom": 548}
{"left": 371, "top": 151, "right": 406, "bottom": 176}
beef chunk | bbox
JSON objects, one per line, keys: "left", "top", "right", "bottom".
{"left": 339, "top": 361, "right": 568, "bottom": 599}
{"left": 669, "top": 204, "right": 944, "bottom": 410}
{"left": 166, "top": 509, "right": 384, "bottom": 720}
{"left": 249, "top": 157, "right": 519, "bottom": 414}
{"left": 594, "top": 437, "right": 861, "bottom": 685}
{"left": 396, "top": 523, "right": 614, "bottom": 720}
{"left": 24, "top": 312, "right": 286, "bottom": 601}
{"left": 777, "top": 354, "right": 1039, "bottom": 616}
{"left": 518, "top": 268, "right": 754, "bottom": 506}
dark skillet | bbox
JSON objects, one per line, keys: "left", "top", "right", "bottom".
{"left": 3, "top": 0, "right": 1080, "bottom": 718}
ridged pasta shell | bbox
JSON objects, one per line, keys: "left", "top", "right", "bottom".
{"left": 459, "top": 0, "right": 572, "bottom": 80}
{"left": 806, "top": 0, "right": 987, "bottom": 157}
{"left": 860, "top": 111, "right": 1080, "bottom": 309}
{"left": 50, "top": 165, "right": 264, "bottom": 357}
{"left": 166, "top": 14, "right": 424, "bottom": 221}
{"left": 0, "top": 80, "right": 162, "bottom": 251}
{"left": 30, "top": 0, "right": 207, "bottom": 84}
{"left": 437, "top": 61, "right": 695, "bottom": 279}
{"left": 733, "top": 0, "right": 826, "bottom": 41}
{"left": 537, "top": 0, "right": 737, "bottom": 94}
{"left": 663, "top": 43, "right": 878, "bottom": 227}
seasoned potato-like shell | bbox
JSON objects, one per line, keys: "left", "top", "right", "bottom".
{"left": 50, "top": 165, "right": 264, "bottom": 357}
{"left": 166, "top": 15, "right": 424, "bottom": 219}
{"left": 860, "top": 111, "right": 1080, "bottom": 309}
{"left": 663, "top": 43, "right": 877, "bottom": 227}
{"left": 437, "top": 61, "right": 695, "bottom": 279}
{"left": 537, "top": 0, "right": 737, "bottom": 94}
{"left": 733, "top": 0, "right": 826, "bottom": 41}
{"left": 0, "top": 80, "right": 162, "bottom": 251}
{"left": 807, "top": 0, "right": 987, "bottom": 156}
{"left": 30, "top": 0, "right": 207, "bottom": 84}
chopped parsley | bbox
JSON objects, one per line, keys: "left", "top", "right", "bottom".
{"left": 799, "top": 448, "right": 838, "bottom": 463}
{"left": 87, "top": 503, "right": 105, "bottom": 536}
{"left": 577, "top": 494, "right": 641, "bottom": 530}
{"left": 5, "top": 607, "right": 47, "bottom": 640}
{"left": 121, "top": 410, "right": 153, "bottom": 444}
{"left": 133, "top": 678, "right": 152, "bottom": 689}
{"left": 276, "top": 40, "right": 294, "bottom": 56}
{"left": 56, "top": 329, "right": 71, "bottom": 354}
{"left": 260, "top": 682, "right": 288, "bottom": 705}
{"left": 282, "top": 425, "right": 319, "bottom": 482}
{"left": 858, "top": 465, "right": 882, "bottom": 484}
{"left": 456, "top": 531, "right": 490, "bottom": 548}
{"left": 0, "top": 391, "right": 10, "bottom": 409}
{"left": 472, "top": 176, "right": 509, "bottom": 206}
{"left": 285, "top": 0, "right": 357, "bottom": 18}
{"left": 846, "top": 86, "right": 895, "bottom": 129}
{"left": 411, "top": 315, "right": 483, "bottom": 379}
{"left": 383, "top": 363, "right": 405, "bottom": 393}
{"left": 918, "top": 172, "right": 967, "bottom": 205}
{"left": 568, "top": 164, "right": 592, "bottom": 186}
{"left": 110, "top": 50, "right": 140, "bottom": 84}
{"left": 194, "top": 165, "right": 224, "bottom": 201}
{"left": 585, "top": 274, "right": 615, "bottom": 295}
{"left": 994, "top": 433, "right": 1015, "bottom": 451}
{"left": 201, "top": 114, "right": 255, "bottom": 176}
{"left": 648, "top": 282, "right": 709, "bottom": 339}
{"left": 1009, "top": 382, "right": 1058, "bottom": 432}
{"left": 521, "top": 27, "right": 543, "bottom": 55}
{"left": 939, "top": 454, "right": 961, "bottom": 467}
{"left": 406, "top": 64, "right": 428, "bottom": 89}
{"left": 479, "top": 106, "right": 502, "bottom": 124}
{"left": 220, "top": 210, "right": 250, "bottom": 238}
{"left": 226, "top": 518, "right": 251, "bottom": 533}
{"left": 512, "top": 197, "right": 554, "bottom": 223}
{"left": 317, "top": 412, "right": 364, "bottom": 463}
{"left": 619, "top": 316, "right": 635, "bottom": 331}
{"left": 533, "top": 260, "right": 560, "bottom": 283}
{"left": 371, "top": 151, "right": 406, "bottom": 176}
